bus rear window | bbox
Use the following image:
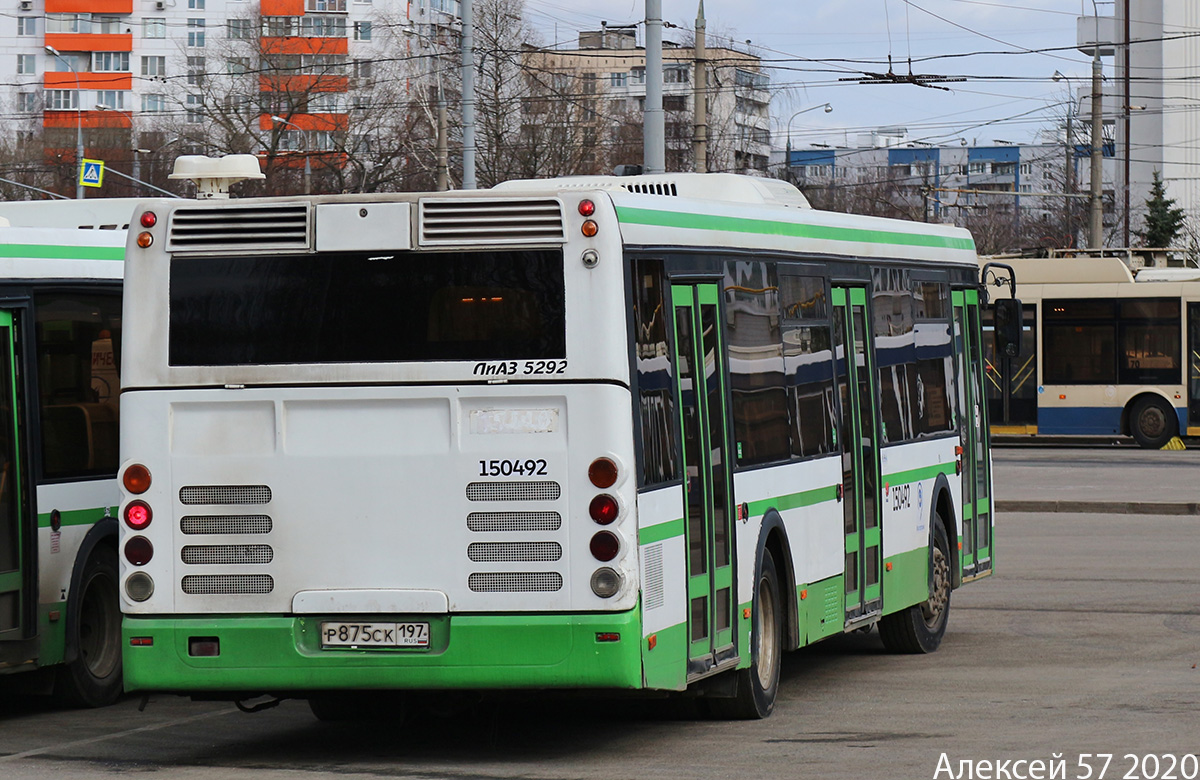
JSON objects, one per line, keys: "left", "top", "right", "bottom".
{"left": 169, "top": 249, "right": 565, "bottom": 365}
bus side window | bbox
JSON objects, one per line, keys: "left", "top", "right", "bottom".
{"left": 632, "top": 258, "right": 679, "bottom": 487}
{"left": 779, "top": 273, "right": 836, "bottom": 458}
{"left": 34, "top": 291, "right": 122, "bottom": 479}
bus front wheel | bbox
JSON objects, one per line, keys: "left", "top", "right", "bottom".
{"left": 1130, "top": 396, "right": 1177, "bottom": 449}
{"left": 879, "top": 520, "right": 951, "bottom": 654}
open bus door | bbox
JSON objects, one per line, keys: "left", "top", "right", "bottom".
{"left": 0, "top": 310, "right": 31, "bottom": 654}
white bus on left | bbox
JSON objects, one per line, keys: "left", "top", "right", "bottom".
{"left": 0, "top": 201, "right": 131, "bottom": 706}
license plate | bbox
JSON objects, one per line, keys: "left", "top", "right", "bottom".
{"left": 320, "top": 622, "right": 429, "bottom": 648}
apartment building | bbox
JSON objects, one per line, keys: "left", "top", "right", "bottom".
{"left": 3, "top": 0, "right": 459, "bottom": 195}
{"left": 525, "top": 28, "right": 772, "bottom": 175}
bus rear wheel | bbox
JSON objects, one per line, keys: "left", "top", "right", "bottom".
{"left": 1130, "top": 395, "right": 1176, "bottom": 449}
{"left": 709, "top": 548, "right": 782, "bottom": 720}
{"left": 55, "top": 546, "right": 123, "bottom": 708}
{"left": 879, "top": 520, "right": 951, "bottom": 654}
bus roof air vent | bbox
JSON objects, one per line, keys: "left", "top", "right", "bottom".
{"left": 168, "top": 204, "right": 311, "bottom": 254}
{"left": 419, "top": 198, "right": 565, "bottom": 246}
{"left": 493, "top": 173, "right": 811, "bottom": 208}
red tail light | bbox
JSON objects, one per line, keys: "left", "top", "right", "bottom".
{"left": 140, "top": 211, "right": 157, "bottom": 228}
{"left": 124, "top": 500, "right": 152, "bottom": 530}
{"left": 589, "top": 494, "right": 619, "bottom": 525}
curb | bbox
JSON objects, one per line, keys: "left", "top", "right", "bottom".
{"left": 996, "top": 500, "right": 1200, "bottom": 515}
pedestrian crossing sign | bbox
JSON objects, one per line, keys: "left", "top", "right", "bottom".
{"left": 79, "top": 159, "right": 105, "bottom": 188}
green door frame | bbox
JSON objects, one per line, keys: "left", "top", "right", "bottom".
{"left": 952, "top": 289, "right": 992, "bottom": 578}
{"left": 670, "top": 282, "right": 737, "bottom": 675}
{"left": 0, "top": 310, "right": 27, "bottom": 641}
{"left": 832, "top": 286, "right": 883, "bottom": 625}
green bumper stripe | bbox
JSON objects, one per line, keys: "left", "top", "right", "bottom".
{"left": 640, "top": 517, "right": 685, "bottom": 546}
{"left": 0, "top": 243, "right": 124, "bottom": 261}
{"left": 882, "top": 462, "right": 956, "bottom": 486}
{"left": 616, "top": 207, "right": 976, "bottom": 252}
{"left": 123, "top": 611, "right": 645, "bottom": 693}
{"left": 38, "top": 506, "right": 114, "bottom": 529}
{"left": 746, "top": 484, "right": 839, "bottom": 518}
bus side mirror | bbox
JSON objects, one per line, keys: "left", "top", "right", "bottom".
{"left": 993, "top": 298, "right": 1022, "bottom": 358}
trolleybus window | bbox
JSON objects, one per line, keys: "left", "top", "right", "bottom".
{"left": 169, "top": 249, "right": 565, "bottom": 365}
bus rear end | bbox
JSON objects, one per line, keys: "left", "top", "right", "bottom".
{"left": 119, "top": 193, "right": 645, "bottom": 696}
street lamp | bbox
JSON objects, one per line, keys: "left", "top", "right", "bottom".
{"left": 1053, "top": 71, "right": 1077, "bottom": 246}
{"left": 270, "top": 115, "right": 311, "bottom": 195}
{"left": 784, "top": 103, "right": 833, "bottom": 165}
{"left": 45, "top": 45, "right": 84, "bottom": 199}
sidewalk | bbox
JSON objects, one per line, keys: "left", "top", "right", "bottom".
{"left": 991, "top": 444, "right": 1200, "bottom": 514}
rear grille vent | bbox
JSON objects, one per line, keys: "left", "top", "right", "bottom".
{"left": 468, "top": 572, "right": 563, "bottom": 592}
{"left": 180, "top": 485, "right": 272, "bottom": 505}
{"left": 181, "top": 515, "right": 273, "bottom": 535}
{"left": 181, "top": 544, "right": 274, "bottom": 565}
{"left": 169, "top": 205, "right": 310, "bottom": 254}
{"left": 419, "top": 199, "right": 564, "bottom": 246}
{"left": 622, "top": 181, "right": 678, "bottom": 196}
{"left": 181, "top": 574, "right": 274, "bottom": 595}
{"left": 467, "top": 511, "right": 561, "bottom": 532}
{"left": 466, "top": 482, "right": 561, "bottom": 502}
{"left": 467, "top": 542, "right": 561, "bottom": 563}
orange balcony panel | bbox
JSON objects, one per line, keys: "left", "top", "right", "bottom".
{"left": 260, "top": 37, "right": 349, "bottom": 56}
{"left": 269, "top": 151, "right": 350, "bottom": 171}
{"left": 45, "top": 72, "right": 133, "bottom": 90}
{"left": 44, "top": 33, "right": 134, "bottom": 53}
{"left": 258, "top": 113, "right": 349, "bottom": 132}
{"left": 260, "top": 75, "right": 349, "bottom": 93}
{"left": 46, "top": 0, "right": 132, "bottom": 12}
{"left": 261, "top": 0, "right": 304, "bottom": 15}
{"left": 43, "top": 110, "right": 132, "bottom": 129}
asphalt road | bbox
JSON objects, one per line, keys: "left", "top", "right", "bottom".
{"left": 1, "top": 449, "right": 1197, "bottom": 779}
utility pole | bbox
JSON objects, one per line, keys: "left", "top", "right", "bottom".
{"left": 461, "top": 0, "right": 477, "bottom": 189}
{"left": 644, "top": 0, "right": 665, "bottom": 174}
{"left": 1088, "top": 23, "right": 1104, "bottom": 248}
{"left": 692, "top": 0, "right": 707, "bottom": 173}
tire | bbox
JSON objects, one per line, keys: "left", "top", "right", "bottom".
{"left": 55, "top": 546, "right": 123, "bottom": 707}
{"left": 709, "top": 549, "right": 783, "bottom": 720}
{"left": 879, "top": 520, "right": 951, "bottom": 655}
{"left": 309, "top": 692, "right": 406, "bottom": 722}
{"left": 1130, "top": 395, "right": 1177, "bottom": 449}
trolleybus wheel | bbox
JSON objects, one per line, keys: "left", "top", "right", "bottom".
{"left": 55, "top": 546, "right": 123, "bottom": 707}
{"left": 710, "top": 548, "right": 782, "bottom": 720}
{"left": 1130, "top": 395, "right": 1176, "bottom": 449}
{"left": 879, "top": 520, "right": 951, "bottom": 655}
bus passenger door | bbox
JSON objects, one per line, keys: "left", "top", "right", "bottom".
{"left": 670, "top": 282, "right": 737, "bottom": 676}
{"left": 0, "top": 310, "right": 28, "bottom": 643}
{"left": 953, "top": 290, "right": 992, "bottom": 578}
{"left": 831, "top": 287, "right": 883, "bottom": 627}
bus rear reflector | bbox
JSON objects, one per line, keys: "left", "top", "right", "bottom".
{"left": 124, "top": 500, "right": 152, "bottom": 530}
{"left": 589, "top": 494, "right": 619, "bottom": 525}
{"left": 595, "top": 632, "right": 620, "bottom": 642}
{"left": 129, "top": 637, "right": 153, "bottom": 646}
{"left": 124, "top": 536, "right": 154, "bottom": 566}
{"left": 588, "top": 458, "right": 618, "bottom": 488}
{"left": 123, "top": 464, "right": 152, "bottom": 494}
{"left": 589, "top": 532, "right": 619, "bottom": 562}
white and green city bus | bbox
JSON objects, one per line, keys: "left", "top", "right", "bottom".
{"left": 0, "top": 207, "right": 129, "bottom": 707}
{"left": 117, "top": 174, "right": 1000, "bottom": 718}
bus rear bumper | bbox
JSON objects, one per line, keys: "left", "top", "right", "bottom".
{"left": 122, "top": 610, "right": 644, "bottom": 694}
